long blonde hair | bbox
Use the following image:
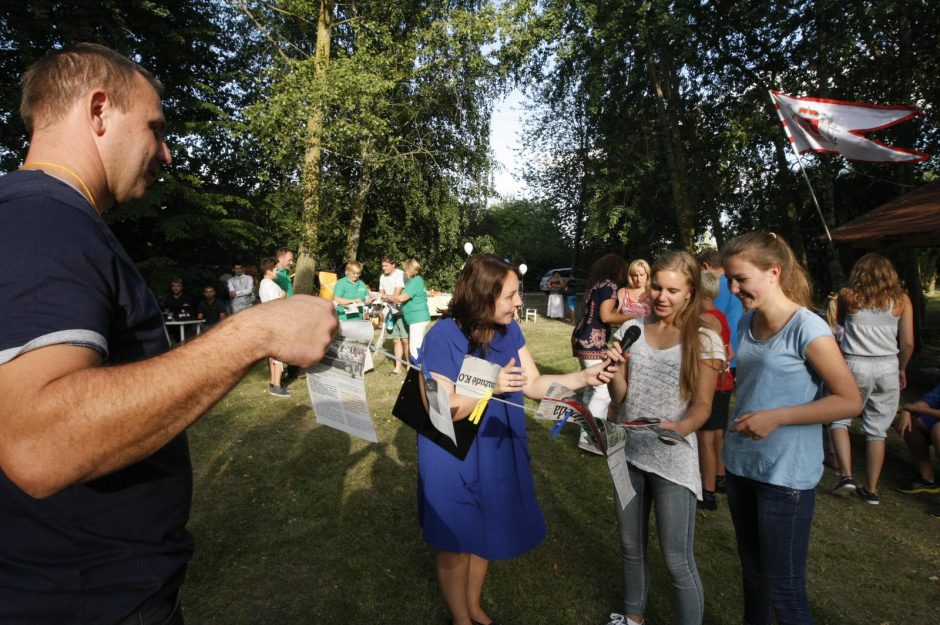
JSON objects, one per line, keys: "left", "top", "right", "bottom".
{"left": 651, "top": 250, "right": 703, "bottom": 401}
{"left": 841, "top": 253, "right": 904, "bottom": 310}
{"left": 721, "top": 232, "right": 813, "bottom": 308}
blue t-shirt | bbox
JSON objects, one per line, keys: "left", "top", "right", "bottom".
{"left": 714, "top": 273, "right": 743, "bottom": 368}
{"left": 723, "top": 307, "right": 832, "bottom": 490}
{"left": 0, "top": 170, "right": 193, "bottom": 624}
{"left": 914, "top": 382, "right": 940, "bottom": 427}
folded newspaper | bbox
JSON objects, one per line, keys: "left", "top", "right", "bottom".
{"left": 533, "top": 382, "right": 689, "bottom": 508}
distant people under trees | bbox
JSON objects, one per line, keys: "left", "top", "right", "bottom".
{"left": 228, "top": 263, "right": 254, "bottom": 313}
{"left": 197, "top": 286, "right": 227, "bottom": 328}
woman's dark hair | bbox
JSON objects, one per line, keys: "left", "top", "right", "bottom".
{"left": 587, "top": 253, "right": 628, "bottom": 289}
{"left": 444, "top": 254, "right": 519, "bottom": 352}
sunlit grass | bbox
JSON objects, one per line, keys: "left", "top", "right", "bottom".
{"left": 183, "top": 293, "right": 940, "bottom": 625}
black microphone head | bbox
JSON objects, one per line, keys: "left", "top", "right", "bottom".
{"left": 620, "top": 325, "right": 642, "bottom": 350}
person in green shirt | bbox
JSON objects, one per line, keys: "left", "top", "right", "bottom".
{"left": 333, "top": 260, "right": 373, "bottom": 321}
{"left": 382, "top": 258, "right": 430, "bottom": 362}
{"left": 274, "top": 247, "right": 294, "bottom": 297}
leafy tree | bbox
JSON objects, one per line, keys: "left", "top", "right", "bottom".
{"left": 0, "top": 0, "right": 270, "bottom": 296}
{"left": 238, "top": 0, "right": 500, "bottom": 291}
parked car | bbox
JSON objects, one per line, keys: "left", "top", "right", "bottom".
{"left": 538, "top": 267, "right": 585, "bottom": 294}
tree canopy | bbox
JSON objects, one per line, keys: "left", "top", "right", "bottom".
{"left": 1, "top": 0, "right": 938, "bottom": 297}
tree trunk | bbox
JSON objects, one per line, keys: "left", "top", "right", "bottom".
{"left": 296, "top": 0, "right": 333, "bottom": 294}
{"left": 345, "top": 145, "right": 373, "bottom": 262}
{"left": 645, "top": 45, "right": 695, "bottom": 250}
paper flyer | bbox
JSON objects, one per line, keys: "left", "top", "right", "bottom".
{"left": 424, "top": 376, "right": 457, "bottom": 445}
{"left": 306, "top": 321, "right": 378, "bottom": 443}
{"left": 604, "top": 426, "right": 634, "bottom": 508}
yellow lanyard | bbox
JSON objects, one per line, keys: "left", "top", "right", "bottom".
{"left": 21, "top": 162, "right": 98, "bottom": 211}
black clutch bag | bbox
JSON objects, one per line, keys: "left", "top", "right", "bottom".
{"left": 391, "top": 367, "right": 480, "bottom": 460}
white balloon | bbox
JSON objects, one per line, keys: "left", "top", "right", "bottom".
{"left": 518, "top": 263, "right": 528, "bottom": 275}
{"left": 463, "top": 242, "right": 473, "bottom": 255}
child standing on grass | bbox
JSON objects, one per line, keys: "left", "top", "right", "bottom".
{"left": 829, "top": 253, "right": 914, "bottom": 504}
{"left": 720, "top": 232, "right": 860, "bottom": 625}
{"left": 605, "top": 251, "right": 724, "bottom": 625}
{"left": 696, "top": 269, "right": 735, "bottom": 511}
{"left": 259, "top": 257, "right": 290, "bottom": 397}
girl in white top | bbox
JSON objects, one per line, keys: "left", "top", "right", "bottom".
{"left": 605, "top": 250, "right": 724, "bottom": 625}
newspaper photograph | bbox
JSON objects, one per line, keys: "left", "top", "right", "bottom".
{"left": 306, "top": 320, "right": 378, "bottom": 443}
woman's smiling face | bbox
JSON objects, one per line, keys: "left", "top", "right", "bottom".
{"left": 724, "top": 254, "right": 780, "bottom": 310}
{"left": 492, "top": 271, "right": 523, "bottom": 325}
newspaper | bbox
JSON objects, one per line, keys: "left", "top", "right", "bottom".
{"left": 306, "top": 320, "right": 378, "bottom": 443}
{"left": 534, "top": 383, "right": 637, "bottom": 507}
{"left": 534, "top": 382, "right": 608, "bottom": 453}
{"left": 456, "top": 355, "right": 501, "bottom": 397}
{"left": 424, "top": 374, "right": 457, "bottom": 445}
{"left": 423, "top": 355, "right": 502, "bottom": 445}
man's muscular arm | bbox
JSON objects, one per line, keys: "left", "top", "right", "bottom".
{"left": 0, "top": 295, "right": 337, "bottom": 498}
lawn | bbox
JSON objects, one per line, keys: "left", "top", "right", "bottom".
{"left": 182, "top": 293, "right": 940, "bottom": 625}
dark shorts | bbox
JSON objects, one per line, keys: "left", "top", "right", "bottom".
{"left": 919, "top": 414, "right": 939, "bottom": 432}
{"left": 702, "top": 389, "right": 732, "bottom": 431}
{"left": 387, "top": 314, "right": 408, "bottom": 339}
{"left": 566, "top": 295, "right": 577, "bottom": 310}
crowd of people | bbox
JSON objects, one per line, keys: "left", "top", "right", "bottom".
{"left": 3, "top": 42, "right": 939, "bottom": 625}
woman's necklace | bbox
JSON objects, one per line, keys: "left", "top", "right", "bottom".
{"left": 21, "top": 161, "right": 98, "bottom": 211}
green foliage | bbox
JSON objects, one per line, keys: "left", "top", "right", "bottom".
{"left": 476, "top": 198, "right": 572, "bottom": 278}
{"left": 239, "top": 0, "right": 501, "bottom": 290}
{"left": 504, "top": 0, "right": 940, "bottom": 289}
{"left": 0, "top": 0, "right": 275, "bottom": 294}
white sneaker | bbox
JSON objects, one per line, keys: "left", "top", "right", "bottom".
{"left": 605, "top": 614, "right": 643, "bottom": 625}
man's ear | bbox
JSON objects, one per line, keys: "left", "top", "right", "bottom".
{"left": 89, "top": 91, "right": 109, "bottom": 136}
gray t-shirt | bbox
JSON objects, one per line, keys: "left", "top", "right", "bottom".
{"left": 613, "top": 319, "right": 724, "bottom": 499}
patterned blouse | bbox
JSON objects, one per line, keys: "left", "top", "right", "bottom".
{"left": 571, "top": 279, "right": 618, "bottom": 359}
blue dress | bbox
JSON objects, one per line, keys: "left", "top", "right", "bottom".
{"left": 418, "top": 318, "right": 546, "bottom": 560}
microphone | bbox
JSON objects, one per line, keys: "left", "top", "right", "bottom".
{"left": 618, "top": 325, "right": 641, "bottom": 351}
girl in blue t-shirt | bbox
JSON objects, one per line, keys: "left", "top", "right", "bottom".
{"left": 720, "top": 232, "right": 860, "bottom": 625}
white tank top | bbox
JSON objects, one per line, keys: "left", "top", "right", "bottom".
{"left": 841, "top": 304, "right": 899, "bottom": 358}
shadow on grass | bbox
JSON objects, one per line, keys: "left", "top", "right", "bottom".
{"left": 184, "top": 378, "right": 440, "bottom": 625}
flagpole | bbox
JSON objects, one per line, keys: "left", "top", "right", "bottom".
{"left": 769, "top": 91, "right": 833, "bottom": 242}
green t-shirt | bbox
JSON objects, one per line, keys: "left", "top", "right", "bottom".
{"left": 401, "top": 275, "right": 431, "bottom": 324}
{"left": 334, "top": 276, "right": 369, "bottom": 320}
{"left": 274, "top": 267, "right": 294, "bottom": 297}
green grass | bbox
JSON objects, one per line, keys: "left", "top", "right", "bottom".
{"left": 183, "top": 293, "right": 940, "bottom": 625}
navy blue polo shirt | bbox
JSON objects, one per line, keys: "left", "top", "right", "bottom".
{"left": 0, "top": 170, "right": 194, "bottom": 624}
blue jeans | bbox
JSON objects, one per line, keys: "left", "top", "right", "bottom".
{"left": 725, "top": 472, "right": 816, "bottom": 625}
{"left": 615, "top": 465, "right": 703, "bottom": 625}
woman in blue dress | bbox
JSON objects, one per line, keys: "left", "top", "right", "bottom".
{"left": 419, "top": 254, "right": 615, "bottom": 625}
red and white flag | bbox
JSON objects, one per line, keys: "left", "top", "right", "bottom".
{"left": 770, "top": 90, "right": 928, "bottom": 163}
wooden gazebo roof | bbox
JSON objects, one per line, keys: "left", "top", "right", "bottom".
{"left": 829, "top": 181, "right": 940, "bottom": 248}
